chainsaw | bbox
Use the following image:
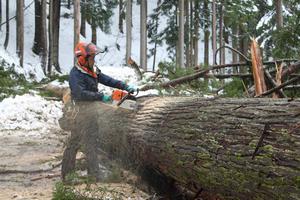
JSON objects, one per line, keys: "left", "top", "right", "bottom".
{"left": 111, "top": 89, "right": 138, "bottom": 110}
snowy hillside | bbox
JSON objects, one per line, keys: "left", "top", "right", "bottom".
{"left": 0, "top": 0, "right": 170, "bottom": 81}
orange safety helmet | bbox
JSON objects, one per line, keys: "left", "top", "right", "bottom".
{"left": 74, "top": 42, "right": 99, "bottom": 67}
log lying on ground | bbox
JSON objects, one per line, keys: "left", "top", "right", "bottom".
{"left": 87, "top": 97, "right": 300, "bottom": 199}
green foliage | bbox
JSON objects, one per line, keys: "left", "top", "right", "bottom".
{"left": 52, "top": 182, "right": 78, "bottom": 200}
{"left": 157, "top": 61, "right": 223, "bottom": 95}
{"left": 222, "top": 78, "right": 245, "bottom": 97}
{"left": 52, "top": 180, "right": 124, "bottom": 200}
{"left": 84, "top": 0, "right": 118, "bottom": 34}
{"left": 158, "top": 61, "right": 194, "bottom": 80}
{"left": 0, "top": 60, "right": 35, "bottom": 101}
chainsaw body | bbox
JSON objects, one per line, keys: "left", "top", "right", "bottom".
{"left": 111, "top": 89, "right": 137, "bottom": 110}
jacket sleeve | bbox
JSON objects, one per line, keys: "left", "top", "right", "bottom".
{"left": 70, "top": 72, "right": 103, "bottom": 101}
{"left": 98, "top": 72, "right": 127, "bottom": 90}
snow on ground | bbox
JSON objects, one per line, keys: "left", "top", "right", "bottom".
{"left": 0, "top": 94, "right": 63, "bottom": 135}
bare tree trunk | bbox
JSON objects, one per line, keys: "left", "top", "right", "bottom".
{"left": 4, "top": 0, "right": 9, "bottom": 49}
{"left": 211, "top": 0, "right": 217, "bottom": 65}
{"left": 219, "top": 2, "right": 225, "bottom": 66}
{"left": 74, "top": 0, "right": 80, "bottom": 64}
{"left": 178, "top": 0, "right": 184, "bottom": 68}
{"left": 190, "top": 1, "right": 194, "bottom": 68}
{"left": 184, "top": 0, "right": 190, "bottom": 68}
{"left": 16, "top": 0, "right": 24, "bottom": 67}
{"left": 140, "top": 0, "right": 147, "bottom": 71}
{"left": 41, "top": 0, "right": 47, "bottom": 74}
{"left": 48, "top": 0, "right": 53, "bottom": 74}
{"left": 0, "top": 0, "right": 2, "bottom": 30}
{"left": 203, "top": 0, "right": 209, "bottom": 66}
{"left": 80, "top": 0, "right": 86, "bottom": 38}
{"left": 52, "top": 0, "right": 61, "bottom": 72}
{"left": 118, "top": 0, "right": 124, "bottom": 33}
{"left": 91, "top": 19, "right": 97, "bottom": 45}
{"left": 275, "top": 0, "right": 283, "bottom": 29}
{"left": 193, "top": 1, "right": 199, "bottom": 68}
{"left": 67, "top": 0, "right": 71, "bottom": 9}
{"left": 33, "top": 0, "right": 42, "bottom": 55}
{"left": 232, "top": 24, "right": 238, "bottom": 67}
{"left": 125, "top": 0, "right": 132, "bottom": 63}
{"left": 71, "top": 97, "right": 300, "bottom": 199}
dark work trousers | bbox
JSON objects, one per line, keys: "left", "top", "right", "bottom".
{"left": 61, "top": 102, "right": 101, "bottom": 181}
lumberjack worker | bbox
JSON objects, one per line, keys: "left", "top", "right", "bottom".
{"left": 61, "top": 42, "right": 136, "bottom": 181}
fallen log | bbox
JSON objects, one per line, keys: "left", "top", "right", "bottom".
{"left": 77, "top": 97, "right": 300, "bottom": 199}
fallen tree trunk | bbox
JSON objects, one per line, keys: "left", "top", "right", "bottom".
{"left": 86, "top": 97, "right": 300, "bottom": 199}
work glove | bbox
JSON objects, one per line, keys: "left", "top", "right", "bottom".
{"left": 124, "top": 84, "right": 137, "bottom": 94}
{"left": 101, "top": 94, "right": 112, "bottom": 103}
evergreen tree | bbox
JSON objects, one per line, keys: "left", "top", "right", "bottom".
{"left": 85, "top": 0, "right": 118, "bottom": 34}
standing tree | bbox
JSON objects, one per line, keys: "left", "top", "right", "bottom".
{"left": 80, "top": 0, "right": 86, "bottom": 37}
{"left": 33, "top": 0, "right": 43, "bottom": 55}
{"left": 118, "top": 0, "right": 124, "bottom": 33}
{"left": 84, "top": 0, "right": 117, "bottom": 45}
{"left": 33, "top": 0, "right": 48, "bottom": 73}
{"left": 0, "top": 0, "right": 2, "bottom": 30}
{"left": 126, "top": 0, "right": 132, "bottom": 63}
{"left": 178, "top": 0, "right": 184, "bottom": 68}
{"left": 203, "top": 0, "right": 210, "bottom": 66}
{"left": 52, "top": 0, "right": 61, "bottom": 72}
{"left": 275, "top": 0, "right": 283, "bottom": 29}
{"left": 4, "top": 0, "right": 9, "bottom": 49}
{"left": 48, "top": 0, "right": 61, "bottom": 74}
{"left": 140, "top": 0, "right": 147, "bottom": 71}
{"left": 74, "top": 0, "right": 80, "bottom": 64}
{"left": 16, "top": 0, "right": 24, "bottom": 67}
{"left": 184, "top": 0, "right": 190, "bottom": 68}
{"left": 48, "top": 0, "right": 53, "bottom": 74}
{"left": 219, "top": 1, "right": 225, "bottom": 65}
{"left": 67, "top": 0, "right": 71, "bottom": 9}
{"left": 211, "top": 0, "right": 217, "bottom": 65}
{"left": 193, "top": 0, "right": 200, "bottom": 68}
{"left": 40, "top": 0, "right": 47, "bottom": 73}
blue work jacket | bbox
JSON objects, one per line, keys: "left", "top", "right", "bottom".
{"left": 69, "top": 66, "right": 126, "bottom": 101}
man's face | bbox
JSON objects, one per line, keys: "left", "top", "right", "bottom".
{"left": 86, "top": 55, "right": 95, "bottom": 69}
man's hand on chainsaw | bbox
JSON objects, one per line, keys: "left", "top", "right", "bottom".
{"left": 125, "top": 84, "right": 137, "bottom": 94}
{"left": 101, "top": 94, "right": 112, "bottom": 103}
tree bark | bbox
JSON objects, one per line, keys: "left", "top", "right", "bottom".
{"left": 118, "top": 0, "right": 124, "bottom": 33}
{"left": 178, "top": 0, "right": 184, "bottom": 68}
{"left": 33, "top": 0, "right": 42, "bottom": 55}
{"left": 41, "top": 0, "right": 47, "bottom": 73}
{"left": 77, "top": 97, "right": 300, "bottom": 199}
{"left": 140, "top": 0, "right": 147, "bottom": 71}
{"left": 4, "top": 0, "right": 9, "bottom": 49}
{"left": 203, "top": 0, "right": 209, "bottom": 66}
{"left": 91, "top": 20, "right": 97, "bottom": 45}
{"left": 211, "top": 0, "right": 217, "bottom": 65}
{"left": 74, "top": 0, "right": 80, "bottom": 64}
{"left": 193, "top": 0, "right": 199, "bottom": 68}
{"left": 184, "top": 0, "right": 190, "bottom": 68}
{"left": 52, "top": 0, "right": 61, "bottom": 72}
{"left": 48, "top": 0, "right": 53, "bottom": 74}
{"left": 80, "top": 0, "right": 86, "bottom": 38}
{"left": 16, "top": 0, "right": 24, "bottom": 67}
{"left": 125, "top": 0, "right": 132, "bottom": 63}
{"left": 0, "top": 0, "right": 2, "bottom": 30}
{"left": 275, "top": 0, "right": 283, "bottom": 29}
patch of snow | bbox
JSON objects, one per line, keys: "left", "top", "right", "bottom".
{"left": 0, "top": 94, "right": 63, "bottom": 134}
{"left": 256, "top": 11, "right": 274, "bottom": 30}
